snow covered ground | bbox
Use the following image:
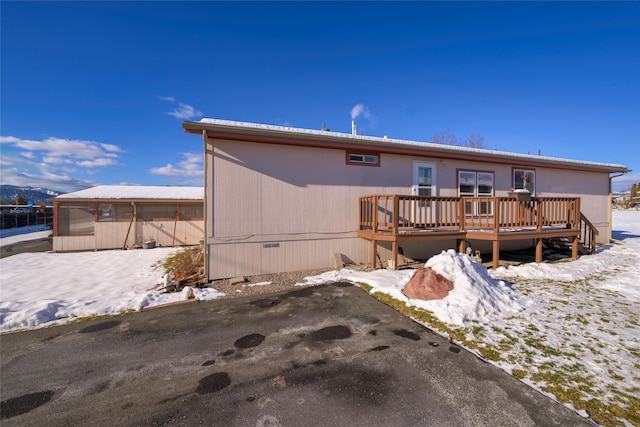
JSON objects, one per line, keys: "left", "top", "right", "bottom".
{"left": 1, "top": 211, "right": 638, "bottom": 426}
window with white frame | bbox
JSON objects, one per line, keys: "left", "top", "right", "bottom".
{"left": 513, "top": 169, "right": 535, "bottom": 194}
{"left": 346, "top": 151, "right": 380, "bottom": 166}
{"left": 458, "top": 170, "right": 494, "bottom": 215}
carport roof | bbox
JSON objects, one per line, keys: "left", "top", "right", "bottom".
{"left": 54, "top": 185, "right": 203, "bottom": 202}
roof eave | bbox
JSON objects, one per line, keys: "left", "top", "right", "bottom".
{"left": 183, "top": 120, "right": 630, "bottom": 174}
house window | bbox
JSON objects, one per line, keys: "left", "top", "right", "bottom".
{"left": 458, "top": 170, "right": 494, "bottom": 215}
{"left": 58, "top": 204, "right": 96, "bottom": 236}
{"left": 98, "top": 203, "right": 134, "bottom": 222}
{"left": 346, "top": 151, "right": 380, "bottom": 166}
{"left": 179, "top": 204, "right": 203, "bottom": 220}
{"left": 513, "top": 169, "right": 535, "bottom": 193}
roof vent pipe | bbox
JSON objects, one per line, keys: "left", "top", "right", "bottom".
{"left": 351, "top": 120, "right": 356, "bottom": 136}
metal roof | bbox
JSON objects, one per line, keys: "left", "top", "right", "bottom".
{"left": 184, "top": 118, "right": 630, "bottom": 174}
{"left": 55, "top": 185, "right": 203, "bottom": 201}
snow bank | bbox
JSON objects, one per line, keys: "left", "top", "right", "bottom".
{"left": 421, "top": 250, "right": 527, "bottom": 325}
{"left": 0, "top": 248, "right": 225, "bottom": 332}
{"left": 300, "top": 250, "right": 527, "bottom": 327}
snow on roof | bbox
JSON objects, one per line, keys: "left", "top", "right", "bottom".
{"left": 55, "top": 185, "right": 203, "bottom": 201}
{"left": 194, "top": 118, "right": 629, "bottom": 172}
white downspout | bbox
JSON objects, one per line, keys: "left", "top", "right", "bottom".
{"left": 609, "top": 171, "right": 628, "bottom": 242}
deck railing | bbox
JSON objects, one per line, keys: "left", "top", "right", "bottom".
{"left": 359, "top": 195, "right": 581, "bottom": 233}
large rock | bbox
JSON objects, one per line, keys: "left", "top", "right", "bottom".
{"left": 402, "top": 267, "right": 454, "bottom": 301}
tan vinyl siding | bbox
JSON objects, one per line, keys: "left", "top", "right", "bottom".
{"left": 53, "top": 235, "right": 96, "bottom": 252}
{"left": 207, "top": 237, "right": 371, "bottom": 279}
{"left": 206, "top": 140, "right": 429, "bottom": 279}
{"left": 205, "top": 137, "right": 616, "bottom": 279}
{"left": 54, "top": 218, "right": 204, "bottom": 252}
{"left": 211, "top": 141, "right": 412, "bottom": 238}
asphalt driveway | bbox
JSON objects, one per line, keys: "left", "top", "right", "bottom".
{"left": 0, "top": 282, "right": 592, "bottom": 426}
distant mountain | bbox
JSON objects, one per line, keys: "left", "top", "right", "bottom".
{"left": 0, "top": 185, "right": 62, "bottom": 205}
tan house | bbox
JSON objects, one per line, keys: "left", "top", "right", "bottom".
{"left": 183, "top": 119, "right": 630, "bottom": 281}
{"left": 53, "top": 185, "right": 203, "bottom": 252}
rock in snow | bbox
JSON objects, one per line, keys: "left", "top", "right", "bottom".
{"left": 402, "top": 267, "right": 454, "bottom": 301}
{"left": 409, "top": 250, "right": 527, "bottom": 326}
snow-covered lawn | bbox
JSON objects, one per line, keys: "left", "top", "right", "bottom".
{"left": 0, "top": 245, "right": 225, "bottom": 331}
{"left": 1, "top": 211, "right": 638, "bottom": 426}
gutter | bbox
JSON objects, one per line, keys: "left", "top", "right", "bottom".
{"left": 183, "top": 120, "right": 630, "bottom": 175}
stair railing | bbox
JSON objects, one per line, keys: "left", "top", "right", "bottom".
{"left": 579, "top": 213, "right": 599, "bottom": 254}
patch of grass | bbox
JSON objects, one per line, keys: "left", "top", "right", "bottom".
{"left": 357, "top": 282, "right": 373, "bottom": 293}
{"left": 512, "top": 368, "right": 528, "bottom": 379}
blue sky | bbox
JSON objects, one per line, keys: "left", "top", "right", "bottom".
{"left": 1, "top": 1, "right": 638, "bottom": 193}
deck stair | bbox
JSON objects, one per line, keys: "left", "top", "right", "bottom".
{"left": 543, "top": 236, "right": 591, "bottom": 256}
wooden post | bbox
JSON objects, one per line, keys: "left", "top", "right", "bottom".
{"left": 53, "top": 202, "right": 59, "bottom": 237}
{"left": 571, "top": 235, "right": 579, "bottom": 260}
{"left": 393, "top": 195, "right": 399, "bottom": 234}
{"left": 492, "top": 240, "right": 500, "bottom": 269}
{"left": 457, "top": 239, "right": 465, "bottom": 254}
{"left": 371, "top": 239, "right": 377, "bottom": 269}
{"left": 493, "top": 197, "right": 500, "bottom": 234}
{"left": 391, "top": 240, "right": 398, "bottom": 270}
{"left": 535, "top": 238, "right": 543, "bottom": 263}
{"left": 537, "top": 199, "right": 543, "bottom": 231}
{"left": 372, "top": 196, "right": 378, "bottom": 233}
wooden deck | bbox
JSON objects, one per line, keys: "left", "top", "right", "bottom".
{"left": 358, "top": 195, "right": 598, "bottom": 269}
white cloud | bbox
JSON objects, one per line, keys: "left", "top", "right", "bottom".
{"left": 0, "top": 165, "right": 96, "bottom": 193}
{"left": 159, "top": 96, "right": 203, "bottom": 120}
{"left": 100, "top": 143, "right": 125, "bottom": 153}
{"left": 0, "top": 135, "right": 123, "bottom": 192}
{"left": 76, "top": 158, "right": 119, "bottom": 168}
{"left": 1, "top": 136, "right": 124, "bottom": 163}
{"left": 167, "top": 103, "right": 203, "bottom": 120}
{"left": 149, "top": 152, "right": 203, "bottom": 178}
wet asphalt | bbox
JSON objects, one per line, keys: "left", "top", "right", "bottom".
{"left": 0, "top": 282, "right": 593, "bottom": 426}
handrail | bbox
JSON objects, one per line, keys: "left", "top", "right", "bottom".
{"left": 579, "top": 212, "right": 599, "bottom": 254}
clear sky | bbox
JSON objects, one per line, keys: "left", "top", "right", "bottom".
{"left": 1, "top": 1, "right": 639, "bottom": 193}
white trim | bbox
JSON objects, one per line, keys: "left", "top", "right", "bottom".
{"left": 412, "top": 161, "right": 437, "bottom": 196}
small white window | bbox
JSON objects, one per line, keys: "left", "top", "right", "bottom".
{"left": 513, "top": 169, "right": 535, "bottom": 194}
{"left": 346, "top": 151, "right": 380, "bottom": 166}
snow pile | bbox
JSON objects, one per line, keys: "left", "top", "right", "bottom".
{"left": 421, "top": 250, "right": 526, "bottom": 325}
{"left": 299, "top": 250, "right": 526, "bottom": 327}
